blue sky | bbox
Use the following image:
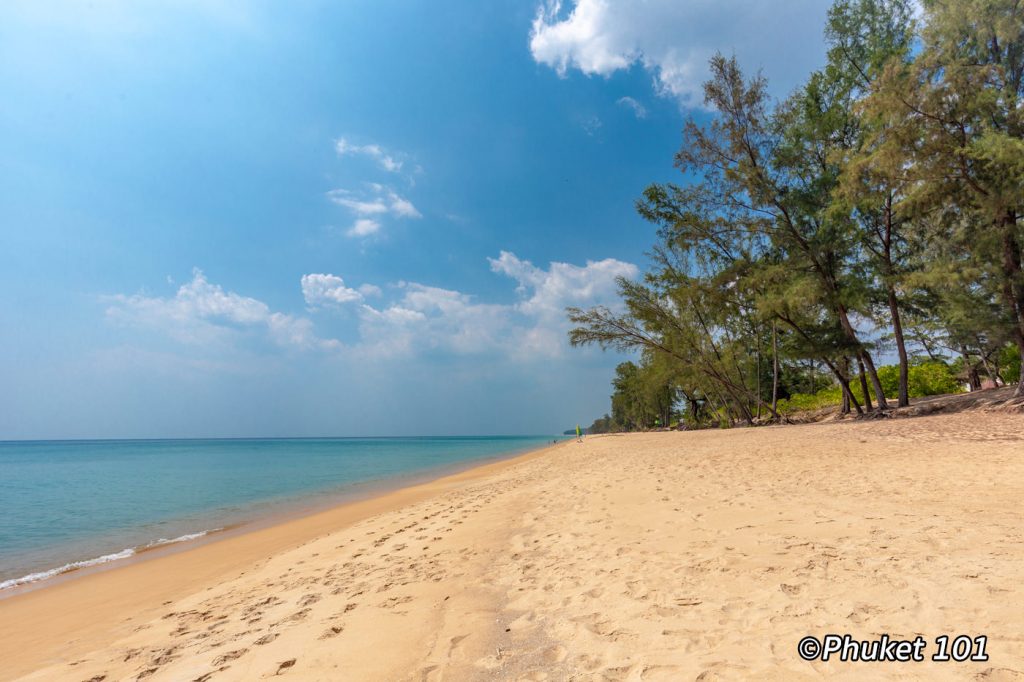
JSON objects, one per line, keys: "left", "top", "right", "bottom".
{"left": 0, "top": 0, "right": 829, "bottom": 438}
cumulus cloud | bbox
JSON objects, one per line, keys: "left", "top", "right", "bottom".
{"left": 327, "top": 184, "right": 421, "bottom": 238}
{"left": 333, "top": 251, "right": 638, "bottom": 359}
{"left": 107, "top": 269, "right": 340, "bottom": 351}
{"left": 356, "top": 284, "right": 511, "bottom": 357}
{"left": 107, "top": 252, "right": 637, "bottom": 362}
{"left": 489, "top": 250, "right": 637, "bottom": 354}
{"left": 529, "top": 0, "right": 828, "bottom": 107}
{"left": 335, "top": 137, "right": 403, "bottom": 172}
{"left": 616, "top": 95, "right": 646, "bottom": 118}
{"left": 301, "top": 273, "right": 364, "bottom": 308}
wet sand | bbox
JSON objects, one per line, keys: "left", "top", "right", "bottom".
{"left": 3, "top": 412, "right": 1023, "bottom": 680}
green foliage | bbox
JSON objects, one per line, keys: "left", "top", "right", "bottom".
{"left": 777, "top": 390, "right": 840, "bottom": 414}
{"left": 779, "top": 361, "right": 963, "bottom": 414}
{"left": 570, "top": 0, "right": 1024, "bottom": 428}
{"left": 606, "top": 357, "right": 679, "bottom": 432}
{"left": 586, "top": 414, "right": 616, "bottom": 434}
{"left": 1001, "top": 345, "right": 1022, "bottom": 387}
{"left": 876, "top": 362, "right": 962, "bottom": 398}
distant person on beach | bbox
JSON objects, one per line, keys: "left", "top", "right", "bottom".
{"left": 576, "top": 424, "right": 582, "bottom": 442}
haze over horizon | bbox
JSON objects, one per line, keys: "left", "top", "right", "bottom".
{"left": 1, "top": 0, "right": 829, "bottom": 439}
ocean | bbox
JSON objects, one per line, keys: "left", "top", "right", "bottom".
{"left": 0, "top": 435, "right": 553, "bottom": 591}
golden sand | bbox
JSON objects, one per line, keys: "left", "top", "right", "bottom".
{"left": 2, "top": 412, "right": 1023, "bottom": 680}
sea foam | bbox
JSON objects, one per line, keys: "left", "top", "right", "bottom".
{"left": 0, "top": 529, "right": 219, "bottom": 591}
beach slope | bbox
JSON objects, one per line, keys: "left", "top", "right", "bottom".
{"left": 4, "top": 412, "right": 1024, "bottom": 680}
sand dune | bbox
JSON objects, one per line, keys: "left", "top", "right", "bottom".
{"left": 3, "top": 412, "right": 1024, "bottom": 680}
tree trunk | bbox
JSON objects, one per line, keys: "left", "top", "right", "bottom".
{"left": 887, "top": 284, "right": 910, "bottom": 407}
{"left": 838, "top": 371, "right": 861, "bottom": 415}
{"left": 998, "top": 212, "right": 1024, "bottom": 397}
{"left": 881, "top": 196, "right": 909, "bottom": 407}
{"left": 919, "top": 333, "right": 940, "bottom": 362}
{"left": 776, "top": 314, "right": 862, "bottom": 414}
{"left": 755, "top": 331, "right": 762, "bottom": 420}
{"left": 836, "top": 305, "right": 889, "bottom": 409}
{"left": 771, "top": 321, "right": 779, "bottom": 415}
{"left": 857, "top": 356, "right": 873, "bottom": 412}
{"left": 859, "top": 349, "right": 889, "bottom": 410}
{"left": 978, "top": 347, "right": 998, "bottom": 387}
{"left": 841, "top": 357, "right": 851, "bottom": 415}
{"left": 961, "top": 346, "right": 982, "bottom": 391}
{"left": 831, "top": 356, "right": 862, "bottom": 416}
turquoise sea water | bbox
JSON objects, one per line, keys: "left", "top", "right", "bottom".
{"left": 0, "top": 436, "right": 553, "bottom": 590}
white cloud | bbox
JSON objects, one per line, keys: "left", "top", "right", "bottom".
{"left": 107, "top": 269, "right": 339, "bottom": 351}
{"left": 106, "top": 269, "right": 268, "bottom": 340}
{"left": 327, "top": 185, "right": 421, "bottom": 239}
{"left": 387, "top": 192, "right": 420, "bottom": 218}
{"left": 489, "top": 250, "right": 636, "bottom": 315}
{"left": 342, "top": 251, "right": 638, "bottom": 359}
{"left": 488, "top": 250, "right": 637, "bottom": 354}
{"left": 530, "top": 0, "right": 828, "bottom": 107}
{"left": 347, "top": 218, "right": 381, "bottom": 237}
{"left": 329, "top": 195, "right": 389, "bottom": 215}
{"left": 358, "top": 283, "right": 383, "bottom": 298}
{"left": 268, "top": 313, "right": 340, "bottom": 351}
{"left": 108, "top": 253, "right": 636, "bottom": 362}
{"left": 616, "top": 95, "right": 646, "bottom": 118}
{"left": 497, "top": 252, "right": 637, "bottom": 350}
{"left": 301, "top": 273, "right": 364, "bottom": 307}
{"left": 355, "top": 283, "right": 513, "bottom": 358}
{"left": 335, "top": 137, "right": 404, "bottom": 172}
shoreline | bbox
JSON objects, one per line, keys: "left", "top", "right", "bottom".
{"left": 6, "top": 413, "right": 1022, "bottom": 680}
{"left": 0, "top": 437, "right": 558, "bottom": 599}
{"left": 0, "top": 439, "right": 565, "bottom": 679}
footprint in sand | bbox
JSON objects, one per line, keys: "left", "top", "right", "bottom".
{"left": 297, "top": 593, "right": 321, "bottom": 608}
{"left": 274, "top": 658, "right": 296, "bottom": 675}
{"left": 319, "top": 625, "right": 344, "bottom": 639}
{"left": 212, "top": 648, "right": 248, "bottom": 666}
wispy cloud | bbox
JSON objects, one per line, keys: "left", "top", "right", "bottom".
{"left": 580, "top": 115, "right": 603, "bottom": 136}
{"left": 616, "top": 95, "right": 647, "bottom": 119}
{"left": 358, "top": 283, "right": 382, "bottom": 298}
{"left": 327, "top": 184, "right": 421, "bottom": 238}
{"left": 335, "top": 137, "right": 404, "bottom": 173}
{"left": 347, "top": 218, "right": 381, "bottom": 238}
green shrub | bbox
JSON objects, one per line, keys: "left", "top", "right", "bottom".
{"left": 876, "top": 364, "right": 900, "bottom": 397}
{"left": 778, "top": 361, "right": 962, "bottom": 415}
{"left": 878, "top": 361, "right": 962, "bottom": 397}
{"left": 911, "top": 361, "right": 961, "bottom": 396}
{"left": 1000, "top": 344, "right": 1021, "bottom": 385}
{"left": 777, "top": 385, "right": 852, "bottom": 414}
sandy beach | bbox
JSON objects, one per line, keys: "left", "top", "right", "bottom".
{"left": 3, "top": 412, "right": 1023, "bottom": 681}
